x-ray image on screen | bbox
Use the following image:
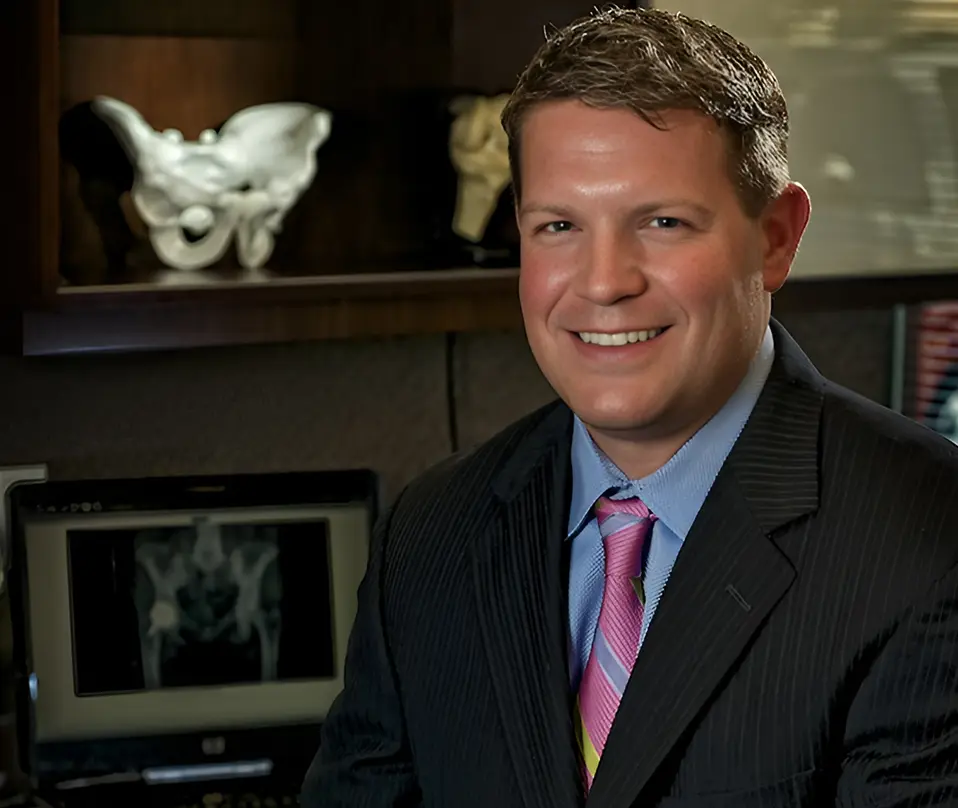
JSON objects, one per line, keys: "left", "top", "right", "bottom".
{"left": 67, "top": 518, "right": 335, "bottom": 696}
{"left": 133, "top": 522, "right": 283, "bottom": 689}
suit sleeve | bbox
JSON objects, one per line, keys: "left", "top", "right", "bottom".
{"left": 836, "top": 562, "right": 958, "bottom": 807}
{"left": 300, "top": 495, "right": 422, "bottom": 808}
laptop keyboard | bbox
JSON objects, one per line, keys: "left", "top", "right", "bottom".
{"left": 173, "top": 792, "right": 299, "bottom": 808}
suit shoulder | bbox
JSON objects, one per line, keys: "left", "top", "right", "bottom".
{"left": 391, "top": 399, "right": 566, "bottom": 522}
{"left": 821, "top": 379, "right": 958, "bottom": 471}
{"left": 808, "top": 379, "right": 958, "bottom": 609}
{"left": 819, "top": 381, "right": 958, "bottom": 564}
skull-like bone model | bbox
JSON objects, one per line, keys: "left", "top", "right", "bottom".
{"left": 91, "top": 97, "right": 332, "bottom": 272}
{"left": 448, "top": 93, "right": 512, "bottom": 244}
{"left": 408, "top": 89, "right": 519, "bottom": 269}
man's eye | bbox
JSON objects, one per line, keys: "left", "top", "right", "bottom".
{"left": 543, "top": 221, "right": 574, "bottom": 233}
{"left": 650, "top": 217, "right": 683, "bottom": 229}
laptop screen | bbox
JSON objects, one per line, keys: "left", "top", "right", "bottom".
{"left": 69, "top": 516, "right": 334, "bottom": 697}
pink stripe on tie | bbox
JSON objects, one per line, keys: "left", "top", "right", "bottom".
{"left": 576, "top": 495, "right": 656, "bottom": 792}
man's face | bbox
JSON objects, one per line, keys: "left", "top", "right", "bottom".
{"left": 516, "top": 100, "right": 808, "bottom": 466}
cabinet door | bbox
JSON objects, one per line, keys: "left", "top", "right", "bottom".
{"left": 452, "top": 0, "right": 623, "bottom": 91}
{"left": 2, "top": 0, "right": 58, "bottom": 326}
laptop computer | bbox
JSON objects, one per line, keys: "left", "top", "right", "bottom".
{"left": 6, "top": 469, "right": 378, "bottom": 807}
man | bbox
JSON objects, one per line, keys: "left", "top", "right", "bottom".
{"left": 302, "top": 7, "right": 958, "bottom": 807}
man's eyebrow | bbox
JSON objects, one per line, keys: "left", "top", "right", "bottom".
{"left": 518, "top": 199, "right": 714, "bottom": 219}
{"left": 517, "top": 203, "right": 576, "bottom": 219}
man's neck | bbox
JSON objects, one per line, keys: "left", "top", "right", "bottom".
{"left": 585, "top": 415, "right": 714, "bottom": 480}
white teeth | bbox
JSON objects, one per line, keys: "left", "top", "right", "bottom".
{"left": 578, "top": 328, "right": 664, "bottom": 346}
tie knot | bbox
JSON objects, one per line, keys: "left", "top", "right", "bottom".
{"left": 595, "top": 496, "right": 656, "bottom": 578}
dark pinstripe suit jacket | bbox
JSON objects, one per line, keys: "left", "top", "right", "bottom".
{"left": 302, "top": 321, "right": 958, "bottom": 808}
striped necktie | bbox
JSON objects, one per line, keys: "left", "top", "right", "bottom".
{"left": 575, "top": 495, "right": 656, "bottom": 791}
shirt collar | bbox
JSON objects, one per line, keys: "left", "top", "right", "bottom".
{"left": 567, "top": 324, "right": 775, "bottom": 540}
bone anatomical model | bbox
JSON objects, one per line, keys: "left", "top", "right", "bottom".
{"left": 91, "top": 97, "right": 332, "bottom": 272}
{"left": 448, "top": 94, "right": 511, "bottom": 243}
{"left": 134, "top": 522, "right": 282, "bottom": 689}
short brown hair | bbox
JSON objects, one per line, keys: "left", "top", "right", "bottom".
{"left": 501, "top": 6, "right": 790, "bottom": 217}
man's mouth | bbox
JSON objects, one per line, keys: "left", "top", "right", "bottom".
{"left": 576, "top": 327, "right": 669, "bottom": 346}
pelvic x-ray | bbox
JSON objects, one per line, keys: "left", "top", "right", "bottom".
{"left": 67, "top": 519, "right": 334, "bottom": 695}
{"left": 133, "top": 522, "right": 284, "bottom": 688}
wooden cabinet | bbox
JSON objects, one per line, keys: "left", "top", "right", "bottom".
{"left": 7, "top": 0, "right": 957, "bottom": 355}
{"left": 3, "top": 0, "right": 604, "bottom": 355}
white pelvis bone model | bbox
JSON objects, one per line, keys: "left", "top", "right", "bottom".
{"left": 91, "top": 96, "right": 332, "bottom": 271}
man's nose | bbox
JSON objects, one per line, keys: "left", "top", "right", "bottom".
{"left": 574, "top": 227, "right": 648, "bottom": 306}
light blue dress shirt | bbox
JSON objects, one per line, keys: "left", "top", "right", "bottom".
{"left": 566, "top": 326, "right": 776, "bottom": 689}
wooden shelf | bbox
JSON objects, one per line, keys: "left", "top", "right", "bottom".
{"left": 19, "top": 268, "right": 523, "bottom": 355}
{"left": 771, "top": 271, "right": 958, "bottom": 314}
{"left": 20, "top": 267, "right": 958, "bottom": 356}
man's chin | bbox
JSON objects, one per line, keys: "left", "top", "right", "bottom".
{"left": 573, "top": 407, "right": 664, "bottom": 438}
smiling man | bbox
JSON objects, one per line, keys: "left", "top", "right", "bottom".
{"left": 514, "top": 101, "right": 805, "bottom": 480}
{"left": 303, "top": 8, "right": 958, "bottom": 808}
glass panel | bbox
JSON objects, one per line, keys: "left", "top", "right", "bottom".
{"left": 656, "top": 0, "right": 958, "bottom": 278}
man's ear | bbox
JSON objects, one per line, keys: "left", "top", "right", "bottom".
{"left": 761, "top": 182, "right": 811, "bottom": 293}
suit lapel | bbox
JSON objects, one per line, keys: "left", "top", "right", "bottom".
{"left": 586, "top": 322, "right": 826, "bottom": 808}
{"left": 472, "top": 404, "right": 583, "bottom": 808}
{"left": 585, "top": 471, "right": 797, "bottom": 808}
